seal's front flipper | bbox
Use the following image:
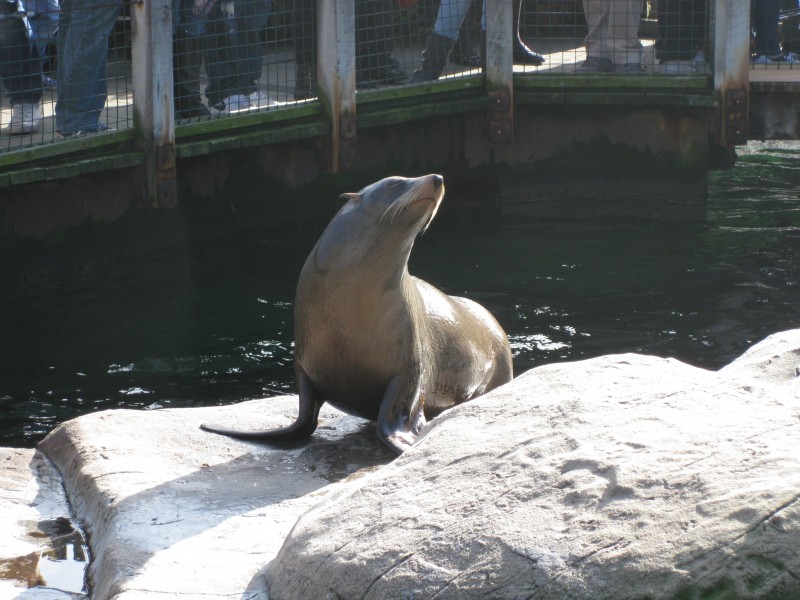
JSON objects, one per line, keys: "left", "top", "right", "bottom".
{"left": 200, "top": 366, "right": 323, "bottom": 443}
{"left": 376, "top": 376, "right": 427, "bottom": 455}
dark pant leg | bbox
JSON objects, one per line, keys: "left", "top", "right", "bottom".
{"left": 293, "top": 0, "right": 315, "bottom": 68}
{"left": 752, "top": 0, "right": 783, "bottom": 56}
{"left": 356, "top": 0, "right": 394, "bottom": 78}
{"left": 656, "top": 0, "right": 706, "bottom": 61}
{"left": 0, "top": 1, "right": 43, "bottom": 104}
{"left": 204, "top": 0, "right": 271, "bottom": 106}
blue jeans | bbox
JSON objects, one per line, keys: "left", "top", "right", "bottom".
{"left": 55, "top": 0, "right": 123, "bottom": 134}
{"left": 433, "top": 0, "right": 483, "bottom": 42}
{"left": 0, "top": 0, "right": 42, "bottom": 104}
{"left": 204, "top": 0, "right": 272, "bottom": 107}
{"left": 26, "top": 0, "right": 58, "bottom": 59}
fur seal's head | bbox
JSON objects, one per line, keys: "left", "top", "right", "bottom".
{"left": 340, "top": 174, "right": 444, "bottom": 234}
{"left": 314, "top": 174, "right": 445, "bottom": 271}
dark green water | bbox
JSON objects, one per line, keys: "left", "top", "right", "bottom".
{"left": 2, "top": 141, "right": 799, "bottom": 448}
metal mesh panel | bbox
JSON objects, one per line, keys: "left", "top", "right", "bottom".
{"left": 0, "top": 0, "right": 737, "bottom": 157}
{"left": 750, "top": 0, "right": 800, "bottom": 72}
{"left": 518, "top": 0, "right": 710, "bottom": 75}
{"left": 0, "top": 0, "right": 132, "bottom": 151}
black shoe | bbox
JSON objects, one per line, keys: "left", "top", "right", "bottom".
{"left": 450, "top": 36, "right": 482, "bottom": 68}
{"left": 357, "top": 64, "right": 407, "bottom": 88}
{"left": 513, "top": 37, "right": 545, "bottom": 65}
{"left": 412, "top": 33, "right": 455, "bottom": 82}
{"left": 57, "top": 122, "right": 109, "bottom": 139}
{"left": 175, "top": 93, "right": 210, "bottom": 119}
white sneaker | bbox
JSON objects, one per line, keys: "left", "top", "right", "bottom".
{"left": 655, "top": 52, "right": 710, "bottom": 75}
{"left": 247, "top": 90, "right": 276, "bottom": 109}
{"left": 210, "top": 94, "right": 250, "bottom": 115}
{"left": 10, "top": 102, "right": 42, "bottom": 135}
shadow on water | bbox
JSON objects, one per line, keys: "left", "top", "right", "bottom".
{"left": 1, "top": 142, "right": 799, "bottom": 448}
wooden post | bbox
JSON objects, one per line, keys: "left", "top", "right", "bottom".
{"left": 131, "top": 0, "right": 177, "bottom": 208}
{"left": 712, "top": 0, "right": 750, "bottom": 148}
{"left": 316, "top": 0, "right": 357, "bottom": 173}
{"left": 484, "top": 0, "right": 514, "bottom": 143}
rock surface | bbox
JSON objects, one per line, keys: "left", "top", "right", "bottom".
{"left": 267, "top": 330, "right": 800, "bottom": 600}
{"left": 4, "top": 330, "right": 799, "bottom": 600}
{"left": 37, "top": 397, "right": 394, "bottom": 600}
{"left": 0, "top": 447, "right": 87, "bottom": 599}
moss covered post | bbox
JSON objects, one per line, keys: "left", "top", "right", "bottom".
{"left": 131, "top": 0, "right": 177, "bottom": 207}
{"left": 316, "top": 0, "right": 357, "bottom": 173}
{"left": 712, "top": 0, "right": 750, "bottom": 158}
{"left": 485, "top": 0, "right": 513, "bottom": 143}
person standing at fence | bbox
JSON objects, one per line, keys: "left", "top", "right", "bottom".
{"left": 1, "top": 0, "right": 44, "bottom": 134}
{"left": 173, "top": 0, "right": 209, "bottom": 118}
{"left": 576, "top": 0, "right": 643, "bottom": 73}
{"left": 55, "top": 0, "right": 123, "bottom": 137}
{"left": 292, "top": 0, "right": 407, "bottom": 101}
{"left": 412, "top": 0, "right": 544, "bottom": 83}
{"left": 203, "top": 0, "right": 274, "bottom": 114}
{"left": 26, "top": 0, "right": 58, "bottom": 87}
{"left": 653, "top": 0, "right": 707, "bottom": 73}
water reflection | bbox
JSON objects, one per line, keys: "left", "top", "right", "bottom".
{"left": 1, "top": 142, "right": 799, "bottom": 447}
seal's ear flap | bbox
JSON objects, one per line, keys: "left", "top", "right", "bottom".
{"left": 339, "top": 192, "right": 360, "bottom": 203}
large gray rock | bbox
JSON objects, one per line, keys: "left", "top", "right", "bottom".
{"left": 37, "top": 397, "right": 393, "bottom": 600}
{"left": 267, "top": 330, "right": 800, "bottom": 600}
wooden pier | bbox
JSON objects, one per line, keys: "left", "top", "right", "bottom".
{"left": 0, "top": 0, "right": 796, "bottom": 237}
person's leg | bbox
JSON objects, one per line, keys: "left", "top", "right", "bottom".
{"left": 412, "top": 0, "right": 471, "bottom": 81}
{"left": 292, "top": 0, "right": 316, "bottom": 99}
{"left": 577, "top": 0, "right": 613, "bottom": 71}
{"left": 233, "top": 0, "right": 271, "bottom": 96}
{"left": 203, "top": 3, "right": 234, "bottom": 109}
{"left": 451, "top": 0, "right": 482, "bottom": 68}
{"left": 355, "top": 0, "right": 405, "bottom": 85}
{"left": 56, "top": 0, "right": 123, "bottom": 134}
{"left": 27, "top": 0, "right": 59, "bottom": 61}
{"left": 433, "top": 0, "right": 471, "bottom": 41}
{"left": 0, "top": 1, "right": 43, "bottom": 104}
{"left": 656, "top": 0, "right": 703, "bottom": 62}
{"left": 752, "top": 0, "right": 783, "bottom": 57}
{"left": 205, "top": 0, "right": 272, "bottom": 110}
{"left": 512, "top": 0, "right": 544, "bottom": 64}
{"left": 0, "top": 0, "right": 44, "bottom": 133}
{"left": 608, "top": 0, "right": 643, "bottom": 69}
{"left": 173, "top": 0, "right": 209, "bottom": 117}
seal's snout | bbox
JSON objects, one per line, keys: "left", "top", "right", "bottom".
{"left": 432, "top": 174, "right": 443, "bottom": 190}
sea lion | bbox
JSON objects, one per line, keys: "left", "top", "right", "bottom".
{"left": 201, "top": 174, "right": 513, "bottom": 454}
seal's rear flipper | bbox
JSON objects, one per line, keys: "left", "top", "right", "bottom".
{"left": 201, "top": 370, "right": 324, "bottom": 443}
{"left": 199, "top": 421, "right": 317, "bottom": 442}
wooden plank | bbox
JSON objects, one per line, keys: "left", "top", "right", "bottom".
{"left": 9, "top": 168, "right": 47, "bottom": 186}
{"left": 77, "top": 153, "right": 144, "bottom": 174}
{"left": 514, "top": 75, "right": 711, "bottom": 91}
{"left": 356, "top": 77, "right": 485, "bottom": 106}
{"left": 357, "top": 97, "right": 490, "bottom": 129}
{"left": 0, "top": 130, "right": 137, "bottom": 170}
{"left": 516, "top": 91, "right": 717, "bottom": 107}
{"left": 175, "top": 103, "right": 323, "bottom": 140}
